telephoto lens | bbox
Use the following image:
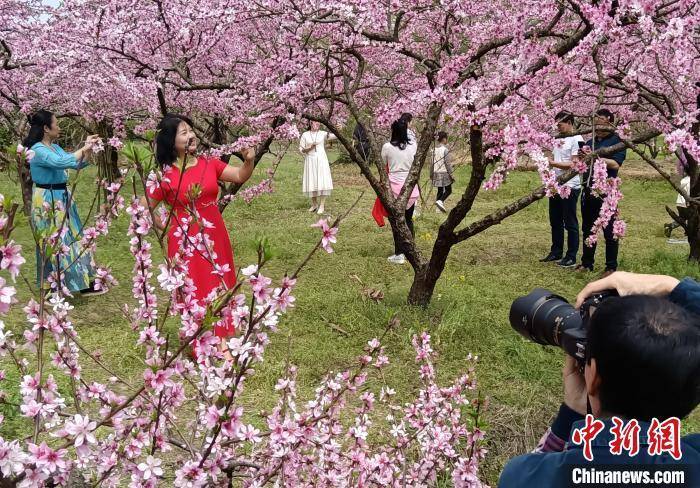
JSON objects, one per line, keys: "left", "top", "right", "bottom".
{"left": 509, "top": 289, "right": 618, "bottom": 363}
{"left": 509, "top": 289, "right": 587, "bottom": 362}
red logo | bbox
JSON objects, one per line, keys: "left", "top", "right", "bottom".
{"left": 609, "top": 417, "right": 641, "bottom": 456}
{"left": 572, "top": 416, "right": 683, "bottom": 461}
{"left": 647, "top": 417, "right": 682, "bottom": 460}
{"left": 571, "top": 414, "right": 605, "bottom": 461}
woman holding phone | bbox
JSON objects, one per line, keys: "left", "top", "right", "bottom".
{"left": 24, "top": 110, "right": 104, "bottom": 296}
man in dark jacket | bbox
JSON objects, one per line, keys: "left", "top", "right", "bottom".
{"left": 353, "top": 122, "right": 371, "bottom": 161}
{"left": 577, "top": 109, "right": 627, "bottom": 277}
{"left": 499, "top": 271, "right": 700, "bottom": 488}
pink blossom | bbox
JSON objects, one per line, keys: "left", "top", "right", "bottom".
{"left": 94, "top": 266, "right": 118, "bottom": 291}
{"left": 0, "top": 440, "right": 26, "bottom": 477}
{"left": 27, "top": 442, "right": 67, "bottom": 474}
{"left": 271, "top": 288, "right": 295, "bottom": 312}
{"left": 0, "top": 278, "right": 17, "bottom": 315}
{"left": 137, "top": 455, "right": 163, "bottom": 480}
{"left": 0, "top": 242, "right": 26, "bottom": 281}
{"left": 311, "top": 219, "right": 339, "bottom": 253}
{"left": 241, "top": 264, "right": 258, "bottom": 276}
{"left": 108, "top": 137, "right": 123, "bottom": 149}
{"left": 143, "top": 368, "right": 172, "bottom": 393}
{"left": 612, "top": 219, "right": 627, "bottom": 240}
{"left": 239, "top": 424, "right": 262, "bottom": 443}
{"left": 64, "top": 414, "right": 97, "bottom": 447}
{"left": 204, "top": 405, "right": 223, "bottom": 429}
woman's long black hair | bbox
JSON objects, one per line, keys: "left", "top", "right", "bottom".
{"left": 154, "top": 113, "right": 194, "bottom": 168}
{"left": 390, "top": 119, "right": 410, "bottom": 150}
{"left": 23, "top": 110, "right": 54, "bottom": 148}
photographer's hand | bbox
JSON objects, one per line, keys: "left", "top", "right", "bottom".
{"left": 575, "top": 271, "right": 679, "bottom": 308}
{"left": 563, "top": 356, "right": 587, "bottom": 416}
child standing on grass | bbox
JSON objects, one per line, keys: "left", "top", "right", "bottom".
{"left": 431, "top": 131, "right": 454, "bottom": 213}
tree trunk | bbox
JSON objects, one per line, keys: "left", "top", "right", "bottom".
{"left": 96, "top": 122, "right": 120, "bottom": 186}
{"left": 687, "top": 84, "right": 700, "bottom": 261}
{"left": 17, "top": 152, "right": 32, "bottom": 216}
{"left": 407, "top": 264, "right": 433, "bottom": 307}
{"left": 687, "top": 204, "right": 700, "bottom": 262}
{"left": 407, "top": 233, "right": 452, "bottom": 306}
{"left": 407, "top": 126, "right": 487, "bottom": 306}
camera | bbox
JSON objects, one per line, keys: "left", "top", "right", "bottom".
{"left": 509, "top": 289, "right": 617, "bottom": 363}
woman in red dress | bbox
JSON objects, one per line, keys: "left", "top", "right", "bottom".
{"left": 145, "top": 114, "right": 255, "bottom": 354}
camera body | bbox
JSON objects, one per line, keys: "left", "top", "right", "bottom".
{"left": 509, "top": 289, "right": 617, "bottom": 364}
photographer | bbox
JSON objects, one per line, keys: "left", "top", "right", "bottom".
{"left": 499, "top": 272, "right": 700, "bottom": 487}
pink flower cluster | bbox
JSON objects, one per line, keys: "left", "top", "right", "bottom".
{"left": 585, "top": 159, "right": 626, "bottom": 246}
{"left": 311, "top": 218, "right": 339, "bottom": 253}
{"left": 0, "top": 177, "right": 488, "bottom": 487}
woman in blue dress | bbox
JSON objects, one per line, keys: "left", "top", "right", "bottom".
{"left": 24, "top": 110, "right": 105, "bottom": 296}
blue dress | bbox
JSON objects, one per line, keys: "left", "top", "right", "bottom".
{"left": 29, "top": 142, "right": 94, "bottom": 292}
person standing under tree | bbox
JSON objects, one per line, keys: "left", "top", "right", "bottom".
{"left": 577, "top": 109, "right": 627, "bottom": 278}
{"left": 382, "top": 119, "right": 419, "bottom": 265}
{"left": 540, "top": 112, "right": 583, "bottom": 268}
{"left": 430, "top": 131, "right": 454, "bottom": 213}
{"left": 24, "top": 110, "right": 106, "bottom": 296}
{"left": 299, "top": 121, "right": 336, "bottom": 215}
{"left": 353, "top": 122, "right": 371, "bottom": 161}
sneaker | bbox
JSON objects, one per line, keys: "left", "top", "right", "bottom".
{"left": 80, "top": 282, "right": 108, "bottom": 297}
{"left": 387, "top": 254, "right": 406, "bottom": 264}
{"left": 599, "top": 269, "right": 616, "bottom": 279}
{"left": 557, "top": 257, "right": 576, "bottom": 268}
{"left": 574, "top": 264, "right": 594, "bottom": 272}
{"left": 539, "top": 253, "right": 562, "bottom": 263}
{"left": 435, "top": 200, "right": 446, "bottom": 213}
{"left": 663, "top": 223, "right": 673, "bottom": 238}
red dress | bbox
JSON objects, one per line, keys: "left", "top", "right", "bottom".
{"left": 147, "top": 156, "right": 236, "bottom": 338}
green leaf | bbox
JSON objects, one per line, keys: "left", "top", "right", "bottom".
{"left": 120, "top": 141, "right": 153, "bottom": 168}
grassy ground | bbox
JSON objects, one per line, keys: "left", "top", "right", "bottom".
{"left": 1, "top": 148, "right": 698, "bottom": 485}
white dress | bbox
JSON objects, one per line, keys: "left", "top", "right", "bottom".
{"left": 300, "top": 130, "right": 333, "bottom": 197}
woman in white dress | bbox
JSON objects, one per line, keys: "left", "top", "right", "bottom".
{"left": 299, "top": 121, "right": 336, "bottom": 214}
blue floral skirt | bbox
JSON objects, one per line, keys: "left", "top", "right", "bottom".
{"left": 31, "top": 187, "right": 95, "bottom": 292}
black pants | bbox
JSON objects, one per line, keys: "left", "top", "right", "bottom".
{"left": 394, "top": 205, "right": 415, "bottom": 255}
{"left": 436, "top": 185, "right": 452, "bottom": 202}
{"left": 581, "top": 190, "right": 618, "bottom": 270}
{"left": 549, "top": 189, "right": 580, "bottom": 260}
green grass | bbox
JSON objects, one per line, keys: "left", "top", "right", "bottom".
{"left": 1, "top": 149, "right": 698, "bottom": 485}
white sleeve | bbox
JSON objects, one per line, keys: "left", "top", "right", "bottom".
{"left": 682, "top": 177, "right": 691, "bottom": 194}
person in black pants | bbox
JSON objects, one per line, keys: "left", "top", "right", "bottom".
{"left": 392, "top": 204, "right": 415, "bottom": 256}
{"left": 353, "top": 122, "right": 371, "bottom": 161}
{"left": 540, "top": 112, "right": 583, "bottom": 267}
{"left": 577, "top": 109, "right": 627, "bottom": 277}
